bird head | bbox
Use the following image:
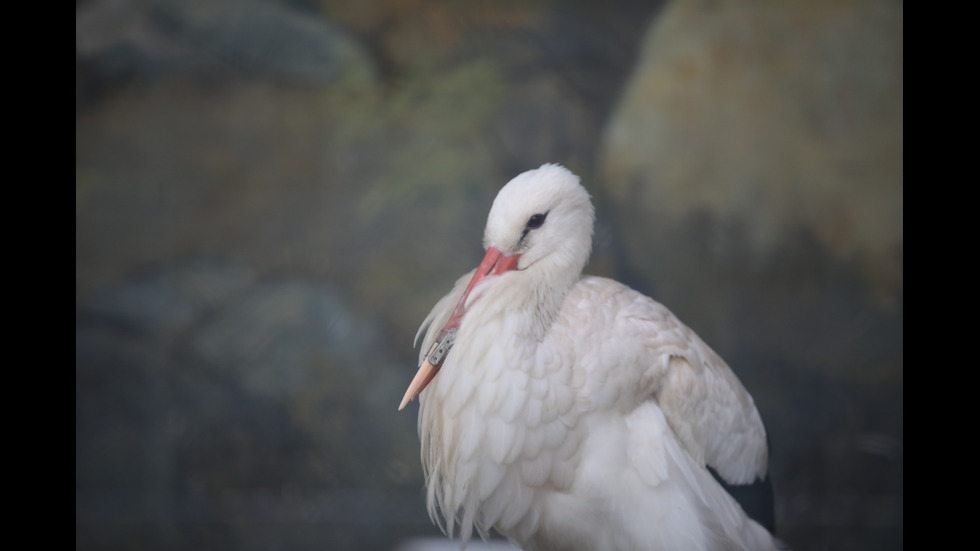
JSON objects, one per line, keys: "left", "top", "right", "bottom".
{"left": 398, "top": 163, "right": 594, "bottom": 410}
{"left": 483, "top": 163, "right": 594, "bottom": 277}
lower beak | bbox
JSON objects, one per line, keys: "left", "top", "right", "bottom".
{"left": 398, "top": 246, "right": 519, "bottom": 410}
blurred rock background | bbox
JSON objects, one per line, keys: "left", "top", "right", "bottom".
{"left": 76, "top": 0, "right": 902, "bottom": 550}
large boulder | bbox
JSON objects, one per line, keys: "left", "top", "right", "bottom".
{"left": 599, "top": 0, "right": 902, "bottom": 382}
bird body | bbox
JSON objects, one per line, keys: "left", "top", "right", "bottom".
{"left": 401, "top": 164, "right": 778, "bottom": 551}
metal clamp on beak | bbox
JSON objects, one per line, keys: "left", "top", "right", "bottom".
{"left": 423, "top": 328, "right": 457, "bottom": 367}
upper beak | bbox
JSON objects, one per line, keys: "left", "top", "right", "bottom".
{"left": 398, "top": 246, "right": 520, "bottom": 410}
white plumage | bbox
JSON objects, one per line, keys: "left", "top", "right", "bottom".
{"left": 400, "top": 164, "right": 778, "bottom": 551}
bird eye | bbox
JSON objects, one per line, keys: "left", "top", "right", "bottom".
{"left": 526, "top": 212, "right": 547, "bottom": 229}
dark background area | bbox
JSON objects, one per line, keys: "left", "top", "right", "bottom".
{"left": 76, "top": 1, "right": 903, "bottom": 550}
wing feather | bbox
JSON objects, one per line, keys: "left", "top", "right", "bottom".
{"left": 581, "top": 276, "right": 768, "bottom": 486}
{"left": 635, "top": 299, "right": 767, "bottom": 485}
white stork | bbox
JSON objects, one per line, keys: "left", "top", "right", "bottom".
{"left": 399, "top": 164, "right": 779, "bottom": 551}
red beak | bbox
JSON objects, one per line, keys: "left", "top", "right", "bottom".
{"left": 398, "top": 247, "right": 520, "bottom": 410}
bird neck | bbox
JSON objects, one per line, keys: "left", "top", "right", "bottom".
{"left": 500, "top": 261, "right": 580, "bottom": 342}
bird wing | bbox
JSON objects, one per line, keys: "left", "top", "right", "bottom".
{"left": 586, "top": 276, "right": 769, "bottom": 486}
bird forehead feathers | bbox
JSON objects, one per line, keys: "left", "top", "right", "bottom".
{"left": 484, "top": 163, "right": 593, "bottom": 249}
